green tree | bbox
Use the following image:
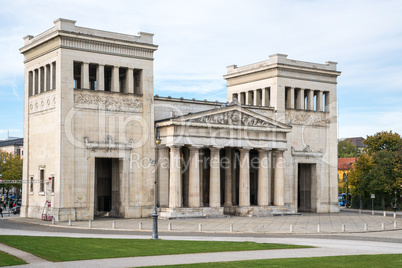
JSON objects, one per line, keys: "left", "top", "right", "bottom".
{"left": 348, "top": 131, "right": 402, "bottom": 210}
{"left": 0, "top": 150, "right": 23, "bottom": 200}
{"left": 338, "top": 139, "right": 358, "bottom": 158}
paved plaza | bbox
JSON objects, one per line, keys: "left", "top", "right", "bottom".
{"left": 5, "top": 209, "right": 402, "bottom": 235}
{"left": 1, "top": 210, "right": 402, "bottom": 267}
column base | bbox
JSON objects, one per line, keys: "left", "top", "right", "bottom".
{"left": 235, "top": 206, "right": 297, "bottom": 217}
{"left": 159, "top": 207, "right": 225, "bottom": 219}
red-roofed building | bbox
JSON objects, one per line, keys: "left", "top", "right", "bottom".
{"left": 338, "top": 157, "right": 356, "bottom": 194}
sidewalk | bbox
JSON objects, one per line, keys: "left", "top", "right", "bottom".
{"left": 6, "top": 210, "right": 402, "bottom": 235}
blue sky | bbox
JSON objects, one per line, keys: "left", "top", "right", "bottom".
{"left": 1, "top": 0, "right": 401, "bottom": 140}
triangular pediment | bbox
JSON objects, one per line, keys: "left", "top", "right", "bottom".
{"left": 174, "top": 105, "right": 291, "bottom": 129}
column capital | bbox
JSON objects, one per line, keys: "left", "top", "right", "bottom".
{"left": 209, "top": 146, "right": 223, "bottom": 152}
{"left": 168, "top": 144, "right": 183, "bottom": 150}
{"left": 239, "top": 147, "right": 252, "bottom": 152}
{"left": 257, "top": 147, "right": 271, "bottom": 152}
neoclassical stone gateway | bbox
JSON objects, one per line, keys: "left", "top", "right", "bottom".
{"left": 21, "top": 19, "right": 340, "bottom": 221}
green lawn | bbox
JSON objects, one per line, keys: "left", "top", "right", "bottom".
{"left": 0, "top": 236, "right": 310, "bottom": 262}
{"left": 151, "top": 254, "right": 402, "bottom": 267}
{"left": 0, "top": 251, "right": 26, "bottom": 267}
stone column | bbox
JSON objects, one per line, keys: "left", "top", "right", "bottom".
{"left": 44, "top": 65, "right": 49, "bottom": 92}
{"left": 257, "top": 149, "right": 269, "bottom": 206}
{"left": 111, "top": 66, "right": 120, "bottom": 92}
{"left": 97, "top": 65, "right": 105, "bottom": 91}
{"left": 239, "top": 148, "right": 251, "bottom": 207}
{"left": 126, "top": 68, "right": 134, "bottom": 94}
{"left": 224, "top": 147, "right": 232, "bottom": 207}
{"left": 169, "top": 145, "right": 182, "bottom": 208}
{"left": 188, "top": 146, "right": 201, "bottom": 208}
{"left": 39, "top": 67, "right": 44, "bottom": 93}
{"left": 81, "top": 62, "right": 90, "bottom": 89}
{"left": 157, "top": 147, "right": 169, "bottom": 207}
{"left": 261, "top": 88, "right": 266, "bottom": 106}
{"left": 231, "top": 149, "right": 237, "bottom": 205}
{"left": 253, "top": 89, "right": 258, "bottom": 106}
{"left": 33, "top": 69, "right": 38, "bottom": 95}
{"left": 274, "top": 150, "right": 285, "bottom": 206}
{"left": 287, "top": 87, "right": 295, "bottom": 109}
{"left": 199, "top": 149, "right": 204, "bottom": 206}
{"left": 296, "top": 88, "right": 304, "bottom": 110}
{"left": 49, "top": 65, "right": 53, "bottom": 91}
{"left": 316, "top": 91, "right": 323, "bottom": 112}
{"left": 307, "top": 89, "right": 314, "bottom": 111}
{"left": 209, "top": 147, "right": 221, "bottom": 208}
{"left": 245, "top": 91, "right": 249, "bottom": 106}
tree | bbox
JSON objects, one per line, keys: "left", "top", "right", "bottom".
{"left": 0, "top": 150, "right": 23, "bottom": 200}
{"left": 338, "top": 139, "right": 358, "bottom": 158}
{"left": 348, "top": 131, "right": 402, "bottom": 209}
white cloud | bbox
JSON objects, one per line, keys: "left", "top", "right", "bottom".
{"left": 1, "top": 0, "right": 402, "bottom": 139}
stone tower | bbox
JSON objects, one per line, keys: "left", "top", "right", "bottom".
{"left": 20, "top": 19, "right": 158, "bottom": 220}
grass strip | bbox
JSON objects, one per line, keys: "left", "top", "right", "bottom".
{"left": 0, "top": 250, "right": 27, "bottom": 267}
{"left": 0, "top": 236, "right": 310, "bottom": 262}
{"left": 150, "top": 254, "right": 402, "bottom": 267}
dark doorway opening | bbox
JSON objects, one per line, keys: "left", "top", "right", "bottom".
{"left": 298, "top": 163, "right": 313, "bottom": 212}
{"left": 95, "top": 158, "right": 120, "bottom": 217}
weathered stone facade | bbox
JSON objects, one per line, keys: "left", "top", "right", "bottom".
{"left": 21, "top": 19, "right": 340, "bottom": 221}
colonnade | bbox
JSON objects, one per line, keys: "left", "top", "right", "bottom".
{"left": 28, "top": 61, "right": 56, "bottom": 97}
{"left": 158, "top": 146, "right": 286, "bottom": 210}
{"left": 285, "top": 87, "right": 329, "bottom": 112}
{"left": 232, "top": 87, "right": 271, "bottom": 107}
{"left": 73, "top": 61, "right": 142, "bottom": 94}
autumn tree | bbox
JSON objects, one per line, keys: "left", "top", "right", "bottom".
{"left": 348, "top": 131, "right": 402, "bottom": 209}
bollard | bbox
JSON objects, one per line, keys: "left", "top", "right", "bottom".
{"left": 383, "top": 211, "right": 386, "bottom": 217}
{"left": 372, "top": 210, "right": 374, "bottom": 215}
{"left": 230, "top": 224, "right": 233, "bottom": 232}
{"left": 394, "top": 213, "right": 396, "bottom": 219}
{"left": 168, "top": 222, "right": 172, "bottom": 231}
{"left": 381, "top": 222, "right": 385, "bottom": 230}
{"left": 199, "top": 223, "right": 202, "bottom": 232}
{"left": 341, "top": 224, "right": 345, "bottom": 232}
{"left": 112, "top": 221, "right": 116, "bottom": 229}
{"left": 364, "top": 223, "right": 368, "bottom": 231}
{"left": 290, "top": 224, "right": 293, "bottom": 233}
{"left": 68, "top": 219, "right": 72, "bottom": 226}
{"left": 317, "top": 224, "right": 321, "bottom": 233}
{"left": 89, "top": 220, "right": 92, "bottom": 228}
{"left": 394, "top": 221, "right": 397, "bottom": 229}
{"left": 52, "top": 218, "right": 55, "bottom": 225}
{"left": 139, "top": 222, "right": 142, "bottom": 230}
{"left": 359, "top": 209, "right": 362, "bottom": 214}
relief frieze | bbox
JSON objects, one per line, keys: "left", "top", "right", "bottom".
{"left": 74, "top": 91, "right": 142, "bottom": 113}
{"left": 28, "top": 91, "right": 56, "bottom": 115}
{"left": 189, "top": 110, "right": 276, "bottom": 127}
{"left": 285, "top": 110, "right": 329, "bottom": 126}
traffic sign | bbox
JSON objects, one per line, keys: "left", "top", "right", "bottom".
{"left": 371, "top": 194, "right": 375, "bottom": 198}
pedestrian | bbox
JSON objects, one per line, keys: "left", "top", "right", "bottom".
{"left": 394, "top": 204, "right": 398, "bottom": 212}
{"left": 0, "top": 206, "right": 3, "bottom": 218}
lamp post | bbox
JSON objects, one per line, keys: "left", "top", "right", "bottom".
{"left": 343, "top": 173, "right": 348, "bottom": 208}
{"left": 0, "top": 157, "right": 5, "bottom": 195}
{"left": 395, "top": 189, "right": 398, "bottom": 206}
{"left": 151, "top": 124, "right": 161, "bottom": 240}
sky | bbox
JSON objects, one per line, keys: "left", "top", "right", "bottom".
{"left": 0, "top": 0, "right": 401, "bottom": 140}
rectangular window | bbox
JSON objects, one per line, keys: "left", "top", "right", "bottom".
{"left": 73, "top": 61, "right": 82, "bottom": 89}
{"left": 89, "top": 64, "right": 97, "bottom": 90}
{"left": 30, "top": 176, "right": 33, "bottom": 192}
{"left": 104, "top": 66, "right": 113, "bottom": 92}
{"left": 52, "top": 62, "right": 56, "bottom": 89}
{"left": 134, "top": 69, "right": 142, "bottom": 94}
{"left": 40, "top": 66, "right": 45, "bottom": 93}
{"left": 40, "top": 169, "right": 44, "bottom": 192}
{"left": 28, "top": 71, "right": 33, "bottom": 97}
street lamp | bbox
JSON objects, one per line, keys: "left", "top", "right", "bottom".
{"left": 151, "top": 124, "right": 161, "bottom": 240}
{"left": 395, "top": 189, "right": 398, "bottom": 205}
